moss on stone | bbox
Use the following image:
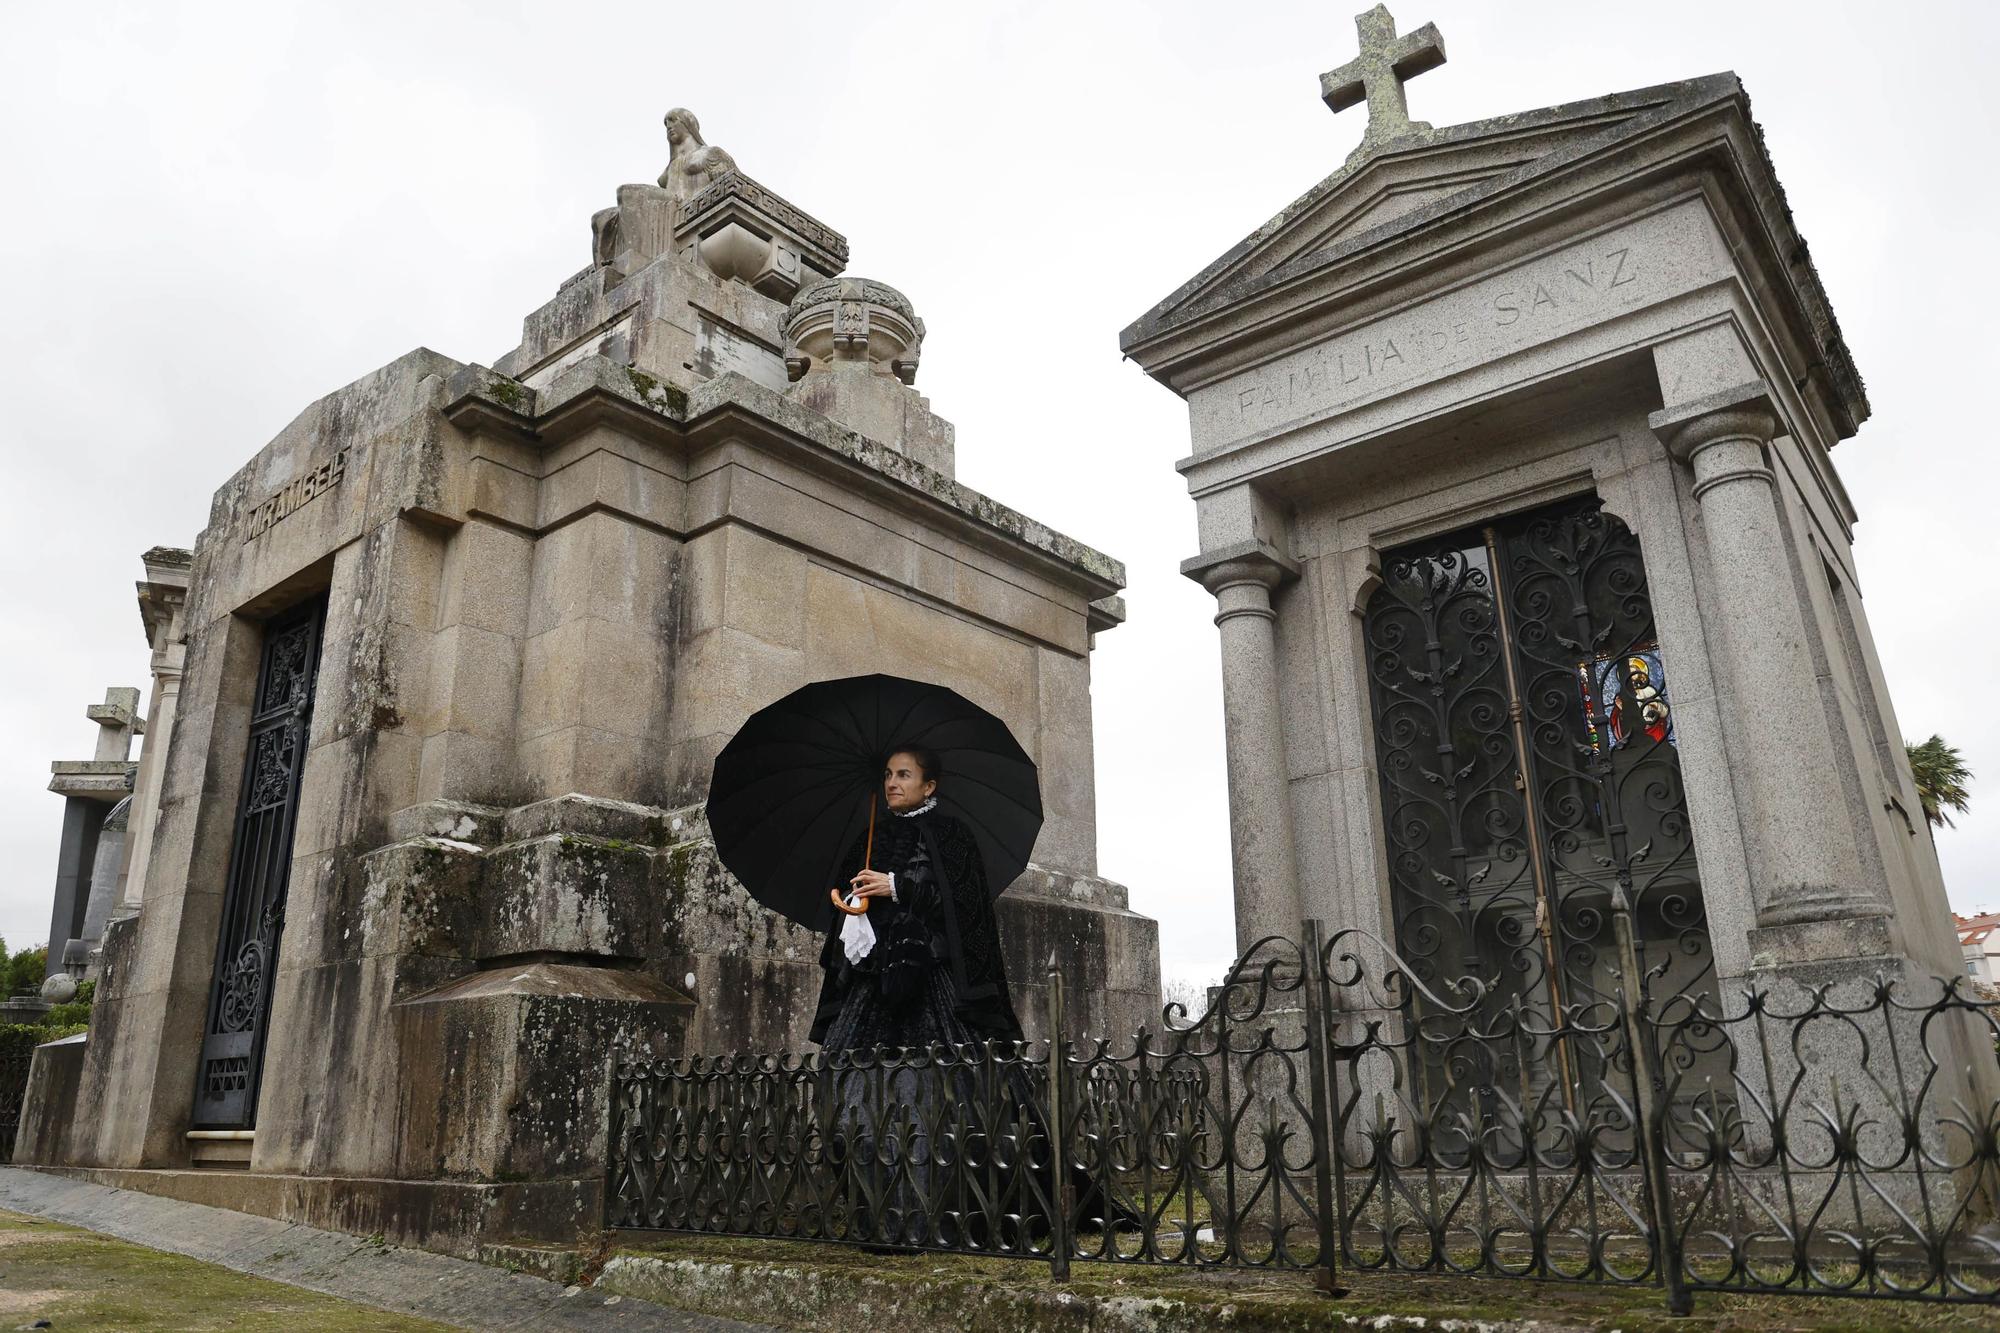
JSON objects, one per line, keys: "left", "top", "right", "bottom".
{"left": 592, "top": 1232, "right": 2000, "bottom": 1333}
{"left": 625, "top": 367, "right": 690, "bottom": 418}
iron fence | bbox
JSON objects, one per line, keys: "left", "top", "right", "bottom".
{"left": 607, "top": 916, "right": 2000, "bottom": 1315}
{"left": 0, "top": 1049, "right": 33, "bottom": 1161}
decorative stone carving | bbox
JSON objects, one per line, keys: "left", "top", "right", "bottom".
{"left": 783, "top": 277, "right": 924, "bottom": 384}
{"left": 674, "top": 172, "right": 848, "bottom": 301}
{"left": 589, "top": 107, "right": 740, "bottom": 274}
{"left": 659, "top": 107, "right": 738, "bottom": 206}
{"left": 1321, "top": 5, "right": 1446, "bottom": 154}
{"left": 780, "top": 276, "right": 952, "bottom": 472}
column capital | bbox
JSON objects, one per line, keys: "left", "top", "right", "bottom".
{"left": 1180, "top": 539, "right": 1302, "bottom": 597}
{"left": 1648, "top": 380, "right": 1782, "bottom": 464}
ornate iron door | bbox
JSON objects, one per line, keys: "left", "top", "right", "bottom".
{"left": 1361, "top": 494, "right": 1713, "bottom": 1104}
{"left": 192, "top": 594, "right": 326, "bottom": 1129}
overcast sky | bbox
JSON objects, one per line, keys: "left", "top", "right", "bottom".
{"left": 2, "top": 0, "right": 1994, "bottom": 989}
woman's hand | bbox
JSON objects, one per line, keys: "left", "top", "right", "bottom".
{"left": 849, "top": 869, "right": 895, "bottom": 900}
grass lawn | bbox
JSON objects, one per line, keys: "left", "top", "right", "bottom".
{"left": 0, "top": 1209, "right": 455, "bottom": 1332}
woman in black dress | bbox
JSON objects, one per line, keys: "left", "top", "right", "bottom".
{"left": 810, "top": 745, "right": 1034, "bottom": 1249}
{"left": 810, "top": 745, "right": 1136, "bottom": 1252}
{"left": 811, "top": 745, "right": 1023, "bottom": 1054}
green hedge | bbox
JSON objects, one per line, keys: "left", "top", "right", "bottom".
{"left": 0, "top": 974, "right": 94, "bottom": 1063}
{"left": 0, "top": 1023, "right": 87, "bottom": 1063}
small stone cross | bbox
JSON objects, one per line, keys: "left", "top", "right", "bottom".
{"left": 1320, "top": 4, "right": 1446, "bottom": 144}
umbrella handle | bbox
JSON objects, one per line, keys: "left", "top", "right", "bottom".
{"left": 831, "top": 790, "right": 880, "bottom": 916}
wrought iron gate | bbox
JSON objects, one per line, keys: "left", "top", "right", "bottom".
{"left": 1360, "top": 494, "right": 1714, "bottom": 1108}
{"left": 192, "top": 594, "right": 326, "bottom": 1128}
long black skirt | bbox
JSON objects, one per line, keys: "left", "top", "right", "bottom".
{"left": 815, "top": 966, "right": 1132, "bottom": 1251}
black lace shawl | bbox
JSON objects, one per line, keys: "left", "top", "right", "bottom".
{"left": 807, "top": 807, "right": 1023, "bottom": 1046}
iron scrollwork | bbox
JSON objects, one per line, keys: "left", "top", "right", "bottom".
{"left": 193, "top": 595, "right": 326, "bottom": 1129}
{"left": 606, "top": 929, "right": 2000, "bottom": 1315}
{"left": 1360, "top": 495, "right": 1717, "bottom": 1121}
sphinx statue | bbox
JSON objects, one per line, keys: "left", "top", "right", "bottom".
{"left": 658, "top": 107, "right": 737, "bottom": 204}
{"left": 591, "top": 107, "right": 739, "bottom": 269}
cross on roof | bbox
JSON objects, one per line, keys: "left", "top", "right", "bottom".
{"left": 1320, "top": 4, "right": 1446, "bottom": 144}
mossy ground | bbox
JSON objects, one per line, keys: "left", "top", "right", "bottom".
{"left": 610, "top": 1232, "right": 2000, "bottom": 1332}
{"left": 0, "top": 1210, "right": 453, "bottom": 1331}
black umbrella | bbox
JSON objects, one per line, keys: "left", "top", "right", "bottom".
{"left": 705, "top": 673, "right": 1042, "bottom": 931}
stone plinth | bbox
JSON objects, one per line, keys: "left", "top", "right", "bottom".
{"left": 11, "top": 1034, "right": 87, "bottom": 1166}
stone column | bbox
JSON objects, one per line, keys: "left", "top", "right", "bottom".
{"left": 76, "top": 801, "right": 129, "bottom": 964}
{"left": 1650, "top": 382, "right": 1884, "bottom": 943}
{"left": 44, "top": 799, "right": 105, "bottom": 981}
{"left": 1183, "top": 540, "right": 1304, "bottom": 959}
{"left": 114, "top": 663, "right": 177, "bottom": 913}
{"left": 117, "top": 555, "right": 191, "bottom": 916}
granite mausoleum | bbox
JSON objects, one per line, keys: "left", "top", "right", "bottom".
{"left": 14, "top": 108, "right": 1158, "bottom": 1250}
{"left": 1125, "top": 6, "right": 1976, "bottom": 1096}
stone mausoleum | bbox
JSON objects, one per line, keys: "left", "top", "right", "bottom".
{"left": 15, "top": 107, "right": 1158, "bottom": 1250}
{"left": 35, "top": 548, "right": 192, "bottom": 987}
{"left": 1127, "top": 6, "right": 1969, "bottom": 1072}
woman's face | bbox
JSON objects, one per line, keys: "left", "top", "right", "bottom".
{"left": 882, "top": 752, "right": 935, "bottom": 812}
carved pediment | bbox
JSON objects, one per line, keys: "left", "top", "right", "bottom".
{"left": 1126, "top": 79, "right": 1725, "bottom": 347}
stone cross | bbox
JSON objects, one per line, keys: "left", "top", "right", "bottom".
{"left": 1320, "top": 4, "right": 1446, "bottom": 145}
{"left": 87, "top": 687, "right": 142, "bottom": 762}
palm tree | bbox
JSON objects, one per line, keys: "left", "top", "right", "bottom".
{"left": 1906, "top": 734, "right": 1973, "bottom": 829}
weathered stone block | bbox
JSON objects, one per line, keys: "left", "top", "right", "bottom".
{"left": 574, "top": 618, "right": 667, "bottom": 741}
{"left": 681, "top": 525, "right": 809, "bottom": 648}
{"left": 666, "top": 624, "right": 806, "bottom": 747}
{"left": 501, "top": 793, "right": 673, "bottom": 846}
{"left": 11, "top": 1035, "right": 86, "bottom": 1165}
{"left": 354, "top": 836, "right": 485, "bottom": 960}
{"left": 386, "top": 798, "right": 506, "bottom": 846}
{"left": 479, "top": 832, "right": 663, "bottom": 959}
{"left": 416, "top": 729, "right": 517, "bottom": 807}
{"left": 432, "top": 624, "right": 523, "bottom": 743}
{"left": 391, "top": 962, "right": 691, "bottom": 1181}
{"left": 516, "top": 619, "right": 588, "bottom": 742}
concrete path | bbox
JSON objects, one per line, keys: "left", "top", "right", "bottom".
{"left": 0, "top": 1168, "right": 780, "bottom": 1332}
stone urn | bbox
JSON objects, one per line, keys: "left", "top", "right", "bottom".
{"left": 783, "top": 277, "right": 924, "bottom": 385}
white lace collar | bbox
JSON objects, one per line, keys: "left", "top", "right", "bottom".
{"left": 890, "top": 795, "right": 938, "bottom": 818}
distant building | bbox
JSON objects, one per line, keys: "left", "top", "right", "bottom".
{"left": 1957, "top": 912, "right": 2000, "bottom": 984}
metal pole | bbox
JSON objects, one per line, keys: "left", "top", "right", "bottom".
{"left": 1044, "top": 953, "right": 1073, "bottom": 1282}
{"left": 1611, "top": 898, "right": 1693, "bottom": 1317}
{"left": 1299, "top": 918, "right": 1346, "bottom": 1297}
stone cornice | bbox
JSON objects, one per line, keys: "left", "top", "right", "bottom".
{"left": 1124, "top": 79, "right": 1698, "bottom": 350}
{"left": 49, "top": 760, "right": 137, "bottom": 802}
{"left": 1649, "top": 379, "right": 1781, "bottom": 455}
{"left": 1123, "top": 73, "right": 1867, "bottom": 443}
{"left": 442, "top": 359, "right": 1126, "bottom": 602}
{"left": 1180, "top": 539, "right": 1302, "bottom": 593}
{"left": 677, "top": 171, "right": 849, "bottom": 272}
